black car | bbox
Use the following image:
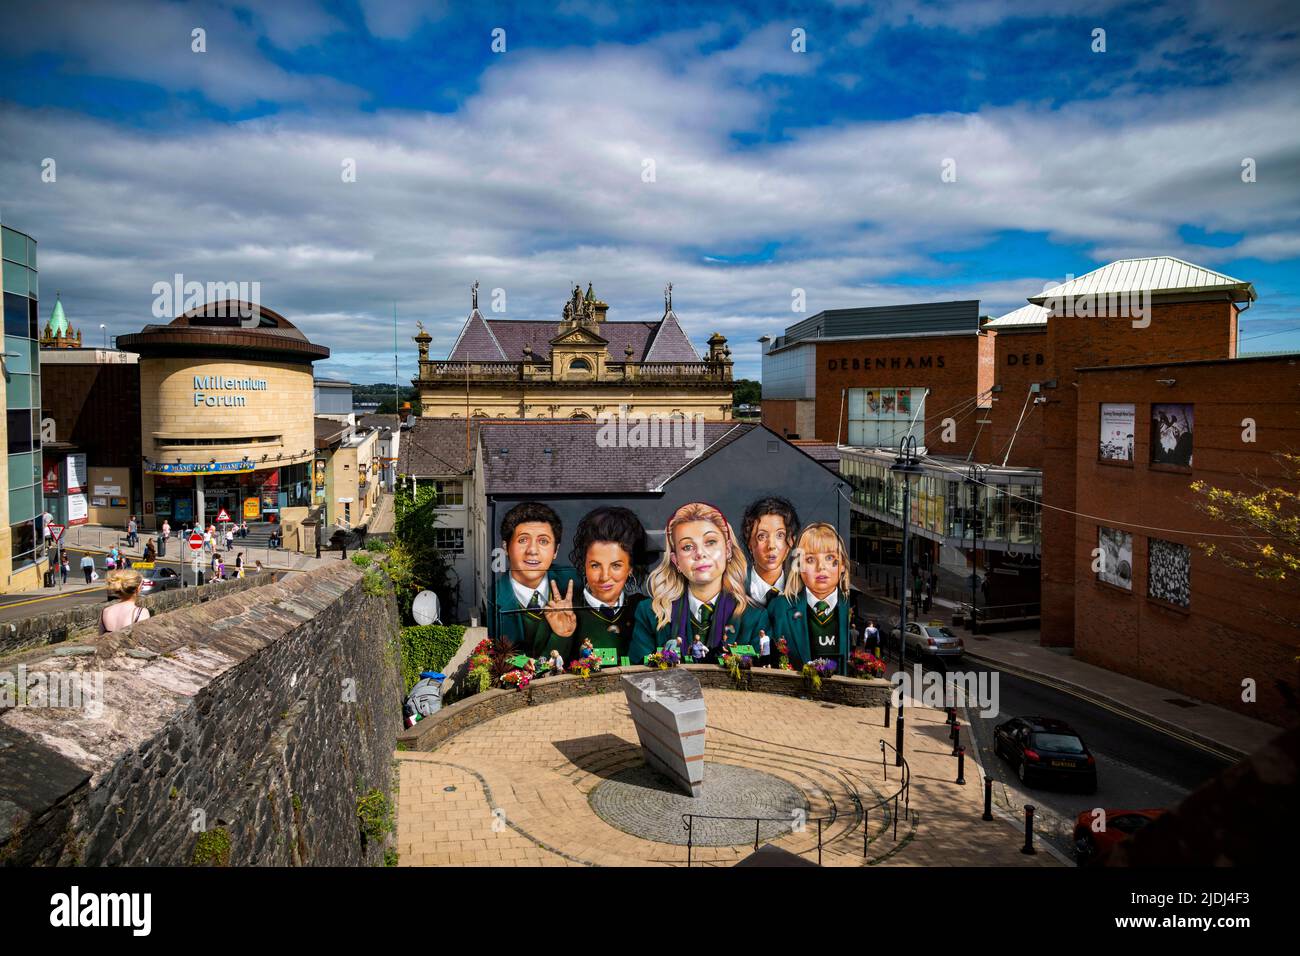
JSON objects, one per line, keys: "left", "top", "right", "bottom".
{"left": 993, "top": 716, "right": 1097, "bottom": 792}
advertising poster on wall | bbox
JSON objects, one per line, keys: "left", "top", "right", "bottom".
{"left": 1097, "top": 526, "right": 1133, "bottom": 590}
{"left": 173, "top": 499, "right": 193, "bottom": 523}
{"left": 1151, "top": 403, "right": 1194, "bottom": 467}
{"left": 1148, "top": 538, "right": 1191, "bottom": 607}
{"left": 67, "top": 493, "right": 89, "bottom": 526}
{"left": 1099, "top": 403, "right": 1135, "bottom": 462}
{"left": 43, "top": 459, "right": 61, "bottom": 494}
{"left": 66, "top": 453, "right": 88, "bottom": 494}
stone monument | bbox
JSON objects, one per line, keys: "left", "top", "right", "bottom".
{"left": 621, "top": 669, "right": 707, "bottom": 797}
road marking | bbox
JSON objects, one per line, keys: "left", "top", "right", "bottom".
{"left": 0, "top": 587, "right": 107, "bottom": 609}
{"left": 964, "top": 655, "right": 1239, "bottom": 765}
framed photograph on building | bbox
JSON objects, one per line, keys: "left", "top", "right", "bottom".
{"left": 1151, "top": 403, "right": 1193, "bottom": 467}
{"left": 1097, "top": 526, "right": 1133, "bottom": 590}
{"left": 1099, "top": 403, "right": 1135, "bottom": 462}
{"left": 1148, "top": 537, "right": 1191, "bottom": 607}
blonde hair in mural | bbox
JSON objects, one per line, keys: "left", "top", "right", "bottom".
{"left": 648, "top": 502, "right": 751, "bottom": 629}
{"left": 783, "top": 522, "right": 851, "bottom": 601}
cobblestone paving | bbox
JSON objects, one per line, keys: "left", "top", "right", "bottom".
{"left": 590, "top": 763, "right": 807, "bottom": 846}
{"left": 395, "top": 689, "right": 1065, "bottom": 867}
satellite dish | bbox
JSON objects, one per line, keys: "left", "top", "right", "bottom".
{"left": 412, "top": 590, "right": 442, "bottom": 626}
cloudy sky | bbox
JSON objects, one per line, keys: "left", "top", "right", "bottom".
{"left": 2, "top": 0, "right": 1298, "bottom": 383}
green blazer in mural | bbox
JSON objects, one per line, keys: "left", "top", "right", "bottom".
{"left": 487, "top": 568, "right": 581, "bottom": 658}
{"left": 629, "top": 594, "right": 766, "bottom": 665}
{"left": 765, "top": 593, "right": 850, "bottom": 671}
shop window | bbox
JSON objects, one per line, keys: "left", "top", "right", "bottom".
{"left": 10, "top": 520, "right": 35, "bottom": 565}
{"left": 847, "top": 387, "right": 925, "bottom": 449}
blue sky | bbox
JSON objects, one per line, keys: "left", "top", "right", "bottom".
{"left": 2, "top": 0, "right": 1298, "bottom": 382}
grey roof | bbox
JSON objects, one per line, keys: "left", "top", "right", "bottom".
{"left": 983, "top": 303, "right": 1050, "bottom": 330}
{"left": 1028, "top": 257, "right": 1255, "bottom": 304}
{"left": 398, "top": 418, "right": 480, "bottom": 476}
{"left": 480, "top": 421, "right": 757, "bottom": 494}
{"left": 776, "top": 300, "right": 980, "bottom": 349}
{"left": 643, "top": 309, "right": 702, "bottom": 362}
{"left": 448, "top": 309, "right": 507, "bottom": 361}
{"left": 790, "top": 442, "right": 841, "bottom": 465}
{"left": 358, "top": 413, "right": 398, "bottom": 431}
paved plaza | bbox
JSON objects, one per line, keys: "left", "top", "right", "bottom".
{"left": 395, "top": 688, "right": 1065, "bottom": 867}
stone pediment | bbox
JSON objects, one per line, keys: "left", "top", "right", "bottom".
{"left": 550, "top": 326, "right": 608, "bottom": 348}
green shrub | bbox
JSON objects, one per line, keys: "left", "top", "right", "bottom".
{"left": 399, "top": 624, "right": 466, "bottom": 693}
{"left": 356, "top": 789, "right": 394, "bottom": 844}
{"left": 191, "top": 827, "right": 231, "bottom": 867}
{"left": 362, "top": 568, "right": 388, "bottom": 596}
{"left": 365, "top": 538, "right": 389, "bottom": 553}
{"left": 351, "top": 552, "right": 373, "bottom": 568}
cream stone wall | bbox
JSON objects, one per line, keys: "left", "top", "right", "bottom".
{"left": 420, "top": 384, "right": 734, "bottom": 420}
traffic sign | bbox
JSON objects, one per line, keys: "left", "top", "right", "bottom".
{"left": 189, "top": 532, "right": 204, "bottom": 551}
{"left": 49, "top": 524, "right": 65, "bottom": 542}
{"left": 216, "top": 508, "right": 231, "bottom": 523}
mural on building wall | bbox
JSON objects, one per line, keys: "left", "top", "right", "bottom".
{"left": 1099, "top": 403, "right": 1135, "bottom": 462}
{"left": 1151, "top": 403, "right": 1194, "bottom": 468}
{"left": 1097, "top": 525, "right": 1133, "bottom": 590}
{"left": 1148, "top": 537, "right": 1191, "bottom": 607}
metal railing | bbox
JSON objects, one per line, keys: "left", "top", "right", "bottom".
{"left": 682, "top": 812, "right": 828, "bottom": 868}
{"left": 868, "top": 739, "right": 912, "bottom": 856}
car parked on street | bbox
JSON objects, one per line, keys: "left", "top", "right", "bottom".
{"left": 1072, "top": 808, "right": 1167, "bottom": 865}
{"left": 137, "top": 567, "right": 182, "bottom": 595}
{"left": 993, "top": 716, "right": 1097, "bottom": 792}
{"left": 890, "top": 621, "right": 964, "bottom": 659}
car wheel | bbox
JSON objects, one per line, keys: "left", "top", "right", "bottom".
{"left": 1017, "top": 757, "right": 1028, "bottom": 784}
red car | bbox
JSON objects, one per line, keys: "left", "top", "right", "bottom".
{"left": 1073, "top": 808, "right": 1167, "bottom": 865}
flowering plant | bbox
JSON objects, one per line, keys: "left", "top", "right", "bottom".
{"left": 468, "top": 639, "right": 494, "bottom": 694}
{"left": 500, "top": 668, "right": 533, "bottom": 690}
{"left": 775, "top": 637, "right": 793, "bottom": 671}
{"left": 720, "top": 648, "right": 754, "bottom": 688}
{"left": 848, "top": 648, "right": 886, "bottom": 679}
{"left": 801, "top": 658, "right": 837, "bottom": 692}
{"left": 568, "top": 655, "right": 603, "bottom": 679}
{"left": 645, "top": 646, "right": 680, "bottom": 670}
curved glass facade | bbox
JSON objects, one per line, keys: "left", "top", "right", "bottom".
{"left": 2, "top": 222, "right": 44, "bottom": 575}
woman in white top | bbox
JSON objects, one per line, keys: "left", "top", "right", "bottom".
{"left": 100, "top": 569, "right": 152, "bottom": 633}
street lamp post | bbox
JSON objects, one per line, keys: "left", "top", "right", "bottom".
{"left": 890, "top": 434, "right": 924, "bottom": 690}
{"left": 99, "top": 323, "right": 107, "bottom": 349}
{"left": 965, "top": 464, "right": 986, "bottom": 630}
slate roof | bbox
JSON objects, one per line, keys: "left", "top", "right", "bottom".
{"left": 398, "top": 418, "right": 480, "bottom": 476}
{"left": 479, "top": 421, "right": 757, "bottom": 494}
{"left": 643, "top": 309, "right": 702, "bottom": 362}
{"left": 447, "top": 308, "right": 507, "bottom": 361}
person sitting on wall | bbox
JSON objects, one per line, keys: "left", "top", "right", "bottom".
{"left": 631, "top": 502, "right": 765, "bottom": 666}
{"left": 766, "top": 522, "right": 852, "bottom": 674}
{"left": 568, "top": 506, "right": 648, "bottom": 665}
{"left": 486, "top": 501, "right": 579, "bottom": 658}
{"left": 742, "top": 496, "right": 800, "bottom": 610}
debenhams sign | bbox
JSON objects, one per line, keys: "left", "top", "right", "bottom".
{"left": 193, "top": 373, "right": 268, "bottom": 407}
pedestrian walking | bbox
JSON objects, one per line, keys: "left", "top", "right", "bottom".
{"left": 757, "top": 627, "right": 772, "bottom": 667}
{"left": 235, "top": 552, "right": 244, "bottom": 578}
{"left": 157, "top": 532, "right": 167, "bottom": 558}
{"left": 864, "top": 618, "right": 881, "bottom": 658}
{"left": 80, "top": 554, "right": 95, "bottom": 584}
{"left": 240, "top": 520, "right": 248, "bottom": 539}
{"left": 211, "top": 551, "right": 222, "bottom": 581}
{"left": 99, "top": 569, "right": 151, "bottom": 634}
{"left": 126, "top": 516, "right": 138, "bottom": 548}
{"left": 143, "top": 539, "right": 157, "bottom": 563}
{"left": 850, "top": 619, "right": 861, "bottom": 648}
{"left": 60, "top": 554, "right": 70, "bottom": 585}
{"left": 225, "top": 527, "right": 235, "bottom": 551}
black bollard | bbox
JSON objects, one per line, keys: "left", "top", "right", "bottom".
{"left": 957, "top": 746, "right": 966, "bottom": 785}
{"left": 1021, "top": 805, "right": 1036, "bottom": 855}
{"left": 883, "top": 693, "right": 891, "bottom": 728}
{"left": 983, "top": 777, "right": 994, "bottom": 820}
{"left": 895, "top": 713, "right": 905, "bottom": 767}
{"left": 951, "top": 721, "right": 962, "bottom": 756}
{"left": 945, "top": 706, "right": 955, "bottom": 725}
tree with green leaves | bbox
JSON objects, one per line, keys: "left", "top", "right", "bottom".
{"left": 388, "top": 479, "right": 457, "bottom": 624}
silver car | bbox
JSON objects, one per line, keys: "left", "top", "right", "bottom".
{"left": 138, "top": 567, "right": 183, "bottom": 595}
{"left": 890, "top": 621, "right": 964, "bottom": 659}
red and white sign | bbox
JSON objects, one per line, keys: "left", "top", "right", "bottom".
{"left": 216, "top": 508, "right": 231, "bottom": 523}
{"left": 189, "top": 532, "right": 204, "bottom": 551}
{"left": 49, "top": 524, "right": 65, "bottom": 542}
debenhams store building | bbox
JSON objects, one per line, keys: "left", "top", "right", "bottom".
{"left": 117, "top": 301, "right": 327, "bottom": 534}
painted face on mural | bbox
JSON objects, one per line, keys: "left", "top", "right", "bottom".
{"left": 507, "top": 521, "right": 558, "bottom": 588}
{"left": 799, "top": 549, "right": 842, "bottom": 600}
{"left": 584, "top": 541, "right": 631, "bottom": 603}
{"left": 669, "top": 519, "right": 727, "bottom": 589}
{"left": 749, "top": 514, "right": 790, "bottom": 579}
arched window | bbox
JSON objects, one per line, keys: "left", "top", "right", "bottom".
{"left": 569, "top": 358, "right": 591, "bottom": 373}
{"left": 572, "top": 410, "right": 592, "bottom": 420}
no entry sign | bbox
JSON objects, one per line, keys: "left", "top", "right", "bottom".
{"left": 189, "top": 532, "right": 204, "bottom": 551}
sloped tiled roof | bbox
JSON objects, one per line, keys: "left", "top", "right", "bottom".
{"left": 983, "top": 303, "right": 1050, "bottom": 329}
{"left": 453, "top": 319, "right": 662, "bottom": 362}
{"left": 643, "top": 309, "right": 702, "bottom": 362}
{"left": 480, "top": 421, "right": 754, "bottom": 494}
{"left": 398, "top": 418, "right": 480, "bottom": 476}
{"left": 448, "top": 308, "right": 507, "bottom": 361}
{"left": 1028, "top": 257, "right": 1255, "bottom": 305}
